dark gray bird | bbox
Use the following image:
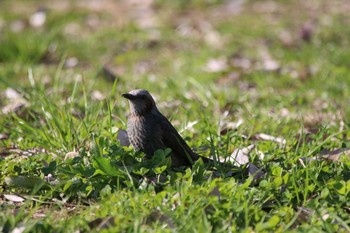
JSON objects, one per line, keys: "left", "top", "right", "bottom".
{"left": 122, "top": 89, "right": 210, "bottom": 167}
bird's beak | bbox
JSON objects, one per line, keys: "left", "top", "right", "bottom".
{"left": 122, "top": 93, "right": 136, "bottom": 100}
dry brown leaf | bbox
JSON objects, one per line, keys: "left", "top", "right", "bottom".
{"left": 4, "top": 194, "right": 25, "bottom": 203}
{"left": 253, "top": 133, "right": 286, "bottom": 145}
{"left": 0, "top": 133, "right": 9, "bottom": 140}
{"left": 10, "top": 20, "right": 26, "bottom": 32}
{"left": 91, "top": 90, "right": 105, "bottom": 101}
{"left": 216, "top": 72, "right": 241, "bottom": 86}
{"left": 64, "top": 57, "right": 78, "bottom": 68}
{"left": 220, "top": 118, "right": 244, "bottom": 135}
{"left": 278, "top": 30, "right": 295, "bottom": 48}
{"left": 127, "top": 0, "right": 158, "bottom": 29}
{"left": 203, "top": 28, "right": 223, "bottom": 49}
{"left": 29, "top": 9, "right": 46, "bottom": 28}
{"left": 4, "top": 147, "right": 49, "bottom": 158}
{"left": 179, "top": 121, "right": 198, "bottom": 134}
{"left": 2, "top": 88, "right": 29, "bottom": 115}
{"left": 11, "top": 227, "right": 26, "bottom": 233}
{"left": 230, "top": 54, "right": 253, "bottom": 70}
{"left": 64, "top": 151, "right": 80, "bottom": 160}
{"left": 33, "top": 212, "right": 46, "bottom": 218}
{"left": 320, "top": 148, "right": 350, "bottom": 162}
{"left": 298, "top": 158, "right": 307, "bottom": 168}
{"left": 2, "top": 99, "right": 28, "bottom": 114}
{"left": 258, "top": 48, "right": 280, "bottom": 71}
{"left": 280, "top": 108, "right": 290, "bottom": 117}
{"left": 225, "top": 144, "right": 255, "bottom": 165}
{"left": 204, "top": 58, "right": 227, "bottom": 72}
{"left": 5, "top": 88, "right": 21, "bottom": 100}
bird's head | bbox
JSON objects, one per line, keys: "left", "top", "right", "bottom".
{"left": 122, "top": 89, "right": 157, "bottom": 115}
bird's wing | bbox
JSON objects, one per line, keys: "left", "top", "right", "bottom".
{"left": 157, "top": 114, "right": 200, "bottom": 165}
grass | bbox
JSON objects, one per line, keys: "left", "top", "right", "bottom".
{"left": 0, "top": 0, "right": 350, "bottom": 232}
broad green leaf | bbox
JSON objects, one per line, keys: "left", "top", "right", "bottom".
{"left": 273, "top": 177, "right": 283, "bottom": 187}
{"left": 320, "top": 188, "right": 329, "bottom": 199}
{"left": 154, "top": 165, "right": 167, "bottom": 174}
{"left": 267, "top": 215, "right": 280, "bottom": 228}
{"left": 5, "top": 176, "right": 50, "bottom": 190}
{"left": 92, "top": 156, "right": 124, "bottom": 177}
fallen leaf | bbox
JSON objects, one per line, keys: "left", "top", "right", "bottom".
{"left": 216, "top": 72, "right": 241, "bottom": 86}
{"left": 33, "top": 212, "right": 46, "bottom": 218}
{"left": 253, "top": 133, "right": 286, "bottom": 145}
{"left": 2, "top": 99, "right": 28, "bottom": 114}
{"left": 63, "top": 22, "right": 82, "bottom": 36}
{"left": 179, "top": 120, "right": 198, "bottom": 134}
{"left": 11, "top": 227, "right": 26, "bottom": 233}
{"left": 230, "top": 54, "right": 252, "bottom": 70}
{"left": 85, "top": 14, "right": 100, "bottom": 30}
{"left": 320, "top": 148, "right": 350, "bottom": 162}
{"left": 226, "top": 144, "right": 255, "bottom": 165}
{"left": 204, "top": 27, "right": 223, "bottom": 49}
{"left": 280, "top": 108, "right": 290, "bottom": 117}
{"left": 258, "top": 48, "right": 280, "bottom": 72}
{"left": 91, "top": 90, "right": 105, "bottom": 101}
{"left": 278, "top": 30, "right": 295, "bottom": 48}
{"left": 0, "top": 133, "right": 9, "bottom": 140}
{"left": 298, "top": 158, "right": 307, "bottom": 168}
{"left": 262, "top": 59, "right": 279, "bottom": 71}
{"left": 204, "top": 58, "right": 227, "bottom": 72}
{"left": 10, "top": 20, "right": 26, "bottom": 32}
{"left": 322, "top": 213, "right": 330, "bottom": 221}
{"left": 4, "top": 194, "right": 25, "bottom": 203}
{"left": 4, "top": 88, "right": 21, "bottom": 99}
{"left": 64, "top": 151, "right": 80, "bottom": 160}
{"left": 127, "top": 0, "right": 158, "bottom": 29}
{"left": 64, "top": 57, "right": 78, "bottom": 68}
{"left": 220, "top": 118, "right": 244, "bottom": 135}
{"left": 29, "top": 9, "right": 46, "bottom": 28}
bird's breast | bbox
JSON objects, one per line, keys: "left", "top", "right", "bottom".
{"left": 127, "top": 114, "right": 164, "bottom": 156}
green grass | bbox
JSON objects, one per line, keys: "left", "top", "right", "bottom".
{"left": 1, "top": 0, "right": 350, "bottom": 232}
